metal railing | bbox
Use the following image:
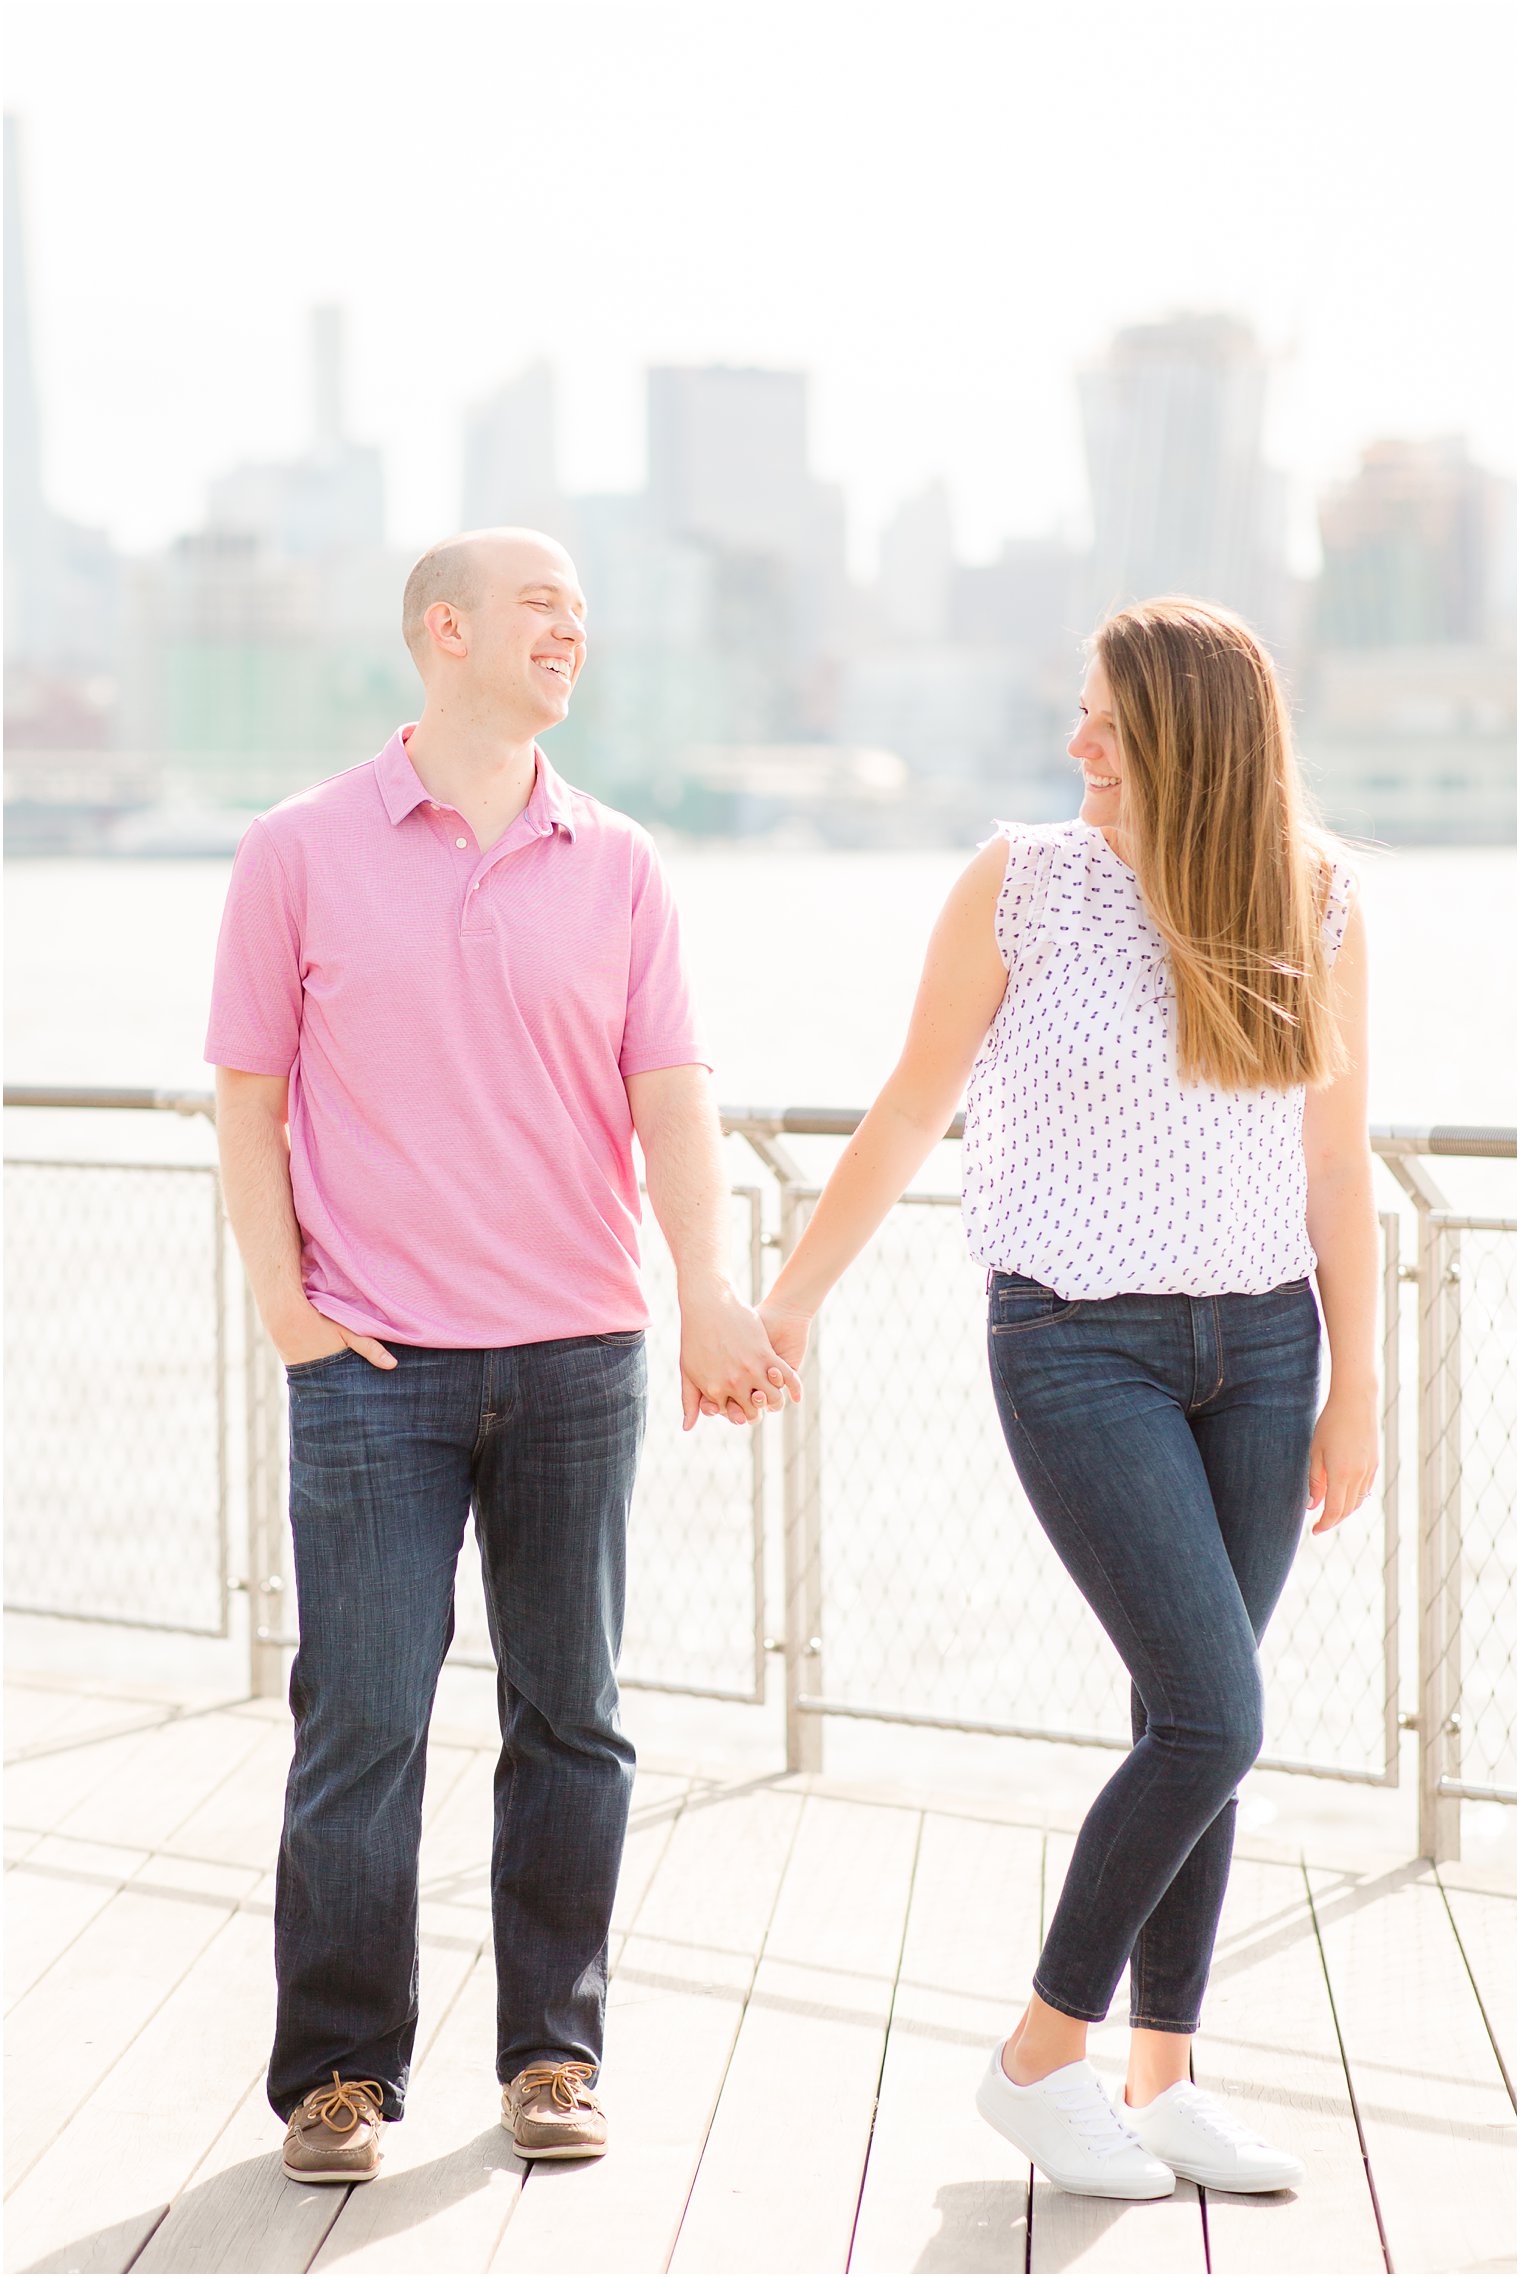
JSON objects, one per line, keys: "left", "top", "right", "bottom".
{"left": 4, "top": 1087, "right": 1513, "bottom": 1861}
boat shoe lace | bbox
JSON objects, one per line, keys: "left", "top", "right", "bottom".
{"left": 299, "top": 2072, "right": 384, "bottom": 2133}
{"left": 515, "top": 2060, "right": 599, "bottom": 2112}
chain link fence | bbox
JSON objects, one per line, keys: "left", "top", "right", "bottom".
{"left": 785, "top": 1189, "right": 1400, "bottom": 1783}
{"left": 4, "top": 1157, "right": 229, "bottom": 1634}
{"left": 3, "top": 1095, "right": 1513, "bottom": 1860}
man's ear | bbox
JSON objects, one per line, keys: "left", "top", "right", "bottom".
{"left": 424, "top": 600, "right": 468, "bottom": 659}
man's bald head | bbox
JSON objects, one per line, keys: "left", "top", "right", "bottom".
{"left": 401, "top": 527, "right": 579, "bottom": 664}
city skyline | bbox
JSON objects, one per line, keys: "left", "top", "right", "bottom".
{"left": 6, "top": 0, "right": 1515, "bottom": 569}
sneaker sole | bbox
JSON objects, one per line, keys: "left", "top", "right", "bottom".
{"left": 975, "top": 2076, "right": 1176, "bottom": 2200}
{"left": 1145, "top": 2155, "right": 1304, "bottom": 2194}
{"left": 281, "top": 2159, "right": 380, "bottom": 2184}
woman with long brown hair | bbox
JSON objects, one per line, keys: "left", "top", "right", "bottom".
{"left": 755, "top": 597, "right": 1379, "bottom": 2200}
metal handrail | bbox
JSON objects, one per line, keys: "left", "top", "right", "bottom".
{"left": 6, "top": 1087, "right": 1516, "bottom": 1161}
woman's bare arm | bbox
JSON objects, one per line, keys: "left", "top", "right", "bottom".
{"left": 1302, "top": 899, "right": 1379, "bottom": 1531}
{"left": 760, "top": 837, "right": 1010, "bottom": 1360}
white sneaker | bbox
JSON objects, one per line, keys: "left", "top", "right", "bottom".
{"left": 976, "top": 2048, "right": 1177, "bottom": 2199}
{"left": 1120, "top": 2082, "right": 1306, "bottom": 2192}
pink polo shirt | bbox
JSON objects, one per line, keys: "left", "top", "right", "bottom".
{"left": 205, "top": 728, "right": 710, "bottom": 1347}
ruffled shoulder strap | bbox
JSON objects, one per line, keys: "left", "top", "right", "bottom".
{"left": 986, "top": 821, "right": 1066, "bottom": 972}
{"left": 1318, "top": 848, "right": 1358, "bottom": 966}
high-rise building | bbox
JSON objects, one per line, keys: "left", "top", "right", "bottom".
{"left": 1302, "top": 438, "right": 1515, "bottom": 844}
{"left": 1315, "top": 438, "right": 1509, "bottom": 648}
{"left": 876, "top": 480, "right": 955, "bottom": 644}
{"left": 459, "top": 360, "right": 568, "bottom": 538}
{"left": 3, "top": 113, "right": 120, "bottom": 690}
{"left": 207, "top": 306, "right": 384, "bottom": 556}
{"left": 1078, "top": 313, "right": 1287, "bottom": 641}
{"left": 644, "top": 364, "right": 848, "bottom": 735}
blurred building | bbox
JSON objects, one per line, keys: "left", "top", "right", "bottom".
{"left": 1302, "top": 439, "right": 1516, "bottom": 844}
{"left": 1315, "top": 438, "right": 1507, "bottom": 647}
{"left": 205, "top": 307, "right": 384, "bottom": 557}
{"left": 876, "top": 479, "right": 955, "bottom": 645}
{"left": 460, "top": 360, "right": 570, "bottom": 540}
{"left": 1078, "top": 313, "right": 1288, "bottom": 647}
{"left": 121, "top": 307, "right": 412, "bottom": 793}
{"left": 646, "top": 364, "right": 849, "bottom": 702}
{"left": 3, "top": 113, "right": 121, "bottom": 731}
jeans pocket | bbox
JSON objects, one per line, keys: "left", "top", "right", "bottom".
{"left": 988, "top": 1275, "right": 1080, "bottom": 1335}
{"left": 284, "top": 1346, "right": 355, "bottom": 1378}
{"left": 592, "top": 1329, "right": 646, "bottom": 1348}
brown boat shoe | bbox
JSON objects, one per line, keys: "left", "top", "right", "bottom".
{"left": 501, "top": 2060, "right": 608, "bottom": 2159}
{"left": 281, "top": 2071, "right": 386, "bottom": 2184}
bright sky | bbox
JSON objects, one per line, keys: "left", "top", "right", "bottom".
{"left": 8, "top": 0, "right": 1515, "bottom": 571}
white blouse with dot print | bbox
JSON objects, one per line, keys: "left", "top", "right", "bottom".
{"left": 961, "top": 820, "right": 1356, "bottom": 1300}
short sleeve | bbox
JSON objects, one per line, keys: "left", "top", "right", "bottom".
{"left": 618, "top": 833, "right": 712, "bottom": 1078}
{"left": 203, "top": 820, "right": 304, "bottom": 1075}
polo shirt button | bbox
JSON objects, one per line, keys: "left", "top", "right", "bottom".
{"left": 455, "top": 837, "right": 468, "bottom": 849}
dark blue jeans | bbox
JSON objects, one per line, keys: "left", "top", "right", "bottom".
{"left": 266, "top": 1332, "right": 646, "bottom": 2123}
{"left": 987, "top": 1271, "right": 1320, "bottom": 2034}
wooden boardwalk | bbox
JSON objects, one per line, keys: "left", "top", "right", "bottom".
{"left": 4, "top": 1675, "right": 1514, "bottom": 2276}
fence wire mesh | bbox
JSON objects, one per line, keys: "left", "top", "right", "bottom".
{"left": 2, "top": 1124, "right": 1512, "bottom": 1825}
{"left": 1443, "top": 1221, "right": 1516, "bottom": 1796}
{"left": 4, "top": 1159, "right": 228, "bottom": 1634}
{"left": 805, "top": 1192, "right": 1398, "bottom": 1780}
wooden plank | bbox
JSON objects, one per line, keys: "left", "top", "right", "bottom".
{"left": 140, "top": 1873, "right": 484, "bottom": 2275}
{"left": 5, "top": 1833, "right": 150, "bottom": 2011}
{"left": 489, "top": 1782, "right": 804, "bottom": 2275}
{"left": 132, "top": 2073, "right": 350, "bottom": 2276}
{"left": 50, "top": 1709, "right": 269, "bottom": 1853}
{"left": 3, "top": 1718, "right": 173, "bottom": 1838}
{"left": 4, "top": 1876, "right": 239, "bottom": 2189}
{"left": 1195, "top": 1853, "right": 1384, "bottom": 2273}
{"left": 315, "top": 1769, "right": 695, "bottom": 2275}
{"left": 5, "top": 1825, "right": 44, "bottom": 1868}
{"left": 669, "top": 1791, "right": 920, "bottom": 2276}
{"left": 610, "top": 1769, "right": 692, "bottom": 1950}
{"left": 295, "top": 1757, "right": 687, "bottom": 2277}
{"left": 850, "top": 1811, "right": 1043, "bottom": 2275}
{"left": 1308, "top": 1856, "right": 1517, "bottom": 2275}
{"left": 4, "top": 1680, "right": 104, "bottom": 1752}
{"left": 1437, "top": 1871, "right": 1516, "bottom": 2099}
{"left": 311, "top": 1948, "right": 524, "bottom": 2274}
{"left": 5, "top": 1901, "right": 274, "bottom": 2272}
{"left": 1030, "top": 1834, "right": 1206, "bottom": 2274}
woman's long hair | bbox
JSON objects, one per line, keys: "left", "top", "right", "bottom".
{"left": 1094, "top": 597, "right": 1347, "bottom": 1092}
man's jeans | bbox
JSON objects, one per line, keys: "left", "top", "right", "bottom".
{"left": 987, "top": 1271, "right": 1321, "bottom": 2035}
{"left": 266, "top": 1332, "right": 646, "bottom": 2123}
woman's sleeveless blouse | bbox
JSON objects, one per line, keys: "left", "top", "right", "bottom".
{"left": 961, "top": 821, "right": 1356, "bottom": 1300}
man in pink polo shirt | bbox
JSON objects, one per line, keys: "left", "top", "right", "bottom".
{"left": 207, "top": 526, "right": 797, "bottom": 2185}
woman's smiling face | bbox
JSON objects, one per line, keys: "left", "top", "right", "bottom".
{"left": 1068, "top": 656, "right": 1123, "bottom": 828}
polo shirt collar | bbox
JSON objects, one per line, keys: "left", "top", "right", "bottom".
{"left": 375, "top": 726, "right": 577, "bottom": 842}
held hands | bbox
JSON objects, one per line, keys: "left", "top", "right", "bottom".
{"left": 679, "top": 1283, "right": 804, "bottom": 1430}
{"left": 270, "top": 1299, "right": 396, "bottom": 1372}
{"left": 1307, "top": 1385, "right": 1378, "bottom": 1534}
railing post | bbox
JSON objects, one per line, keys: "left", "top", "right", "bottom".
{"left": 1378, "top": 1211, "right": 1402, "bottom": 1786}
{"left": 243, "top": 1284, "right": 287, "bottom": 1700}
{"left": 779, "top": 1184, "right": 824, "bottom": 1774}
{"left": 1416, "top": 1207, "right": 1463, "bottom": 1861}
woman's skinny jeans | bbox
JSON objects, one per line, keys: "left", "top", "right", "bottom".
{"left": 987, "top": 1270, "right": 1321, "bottom": 2034}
